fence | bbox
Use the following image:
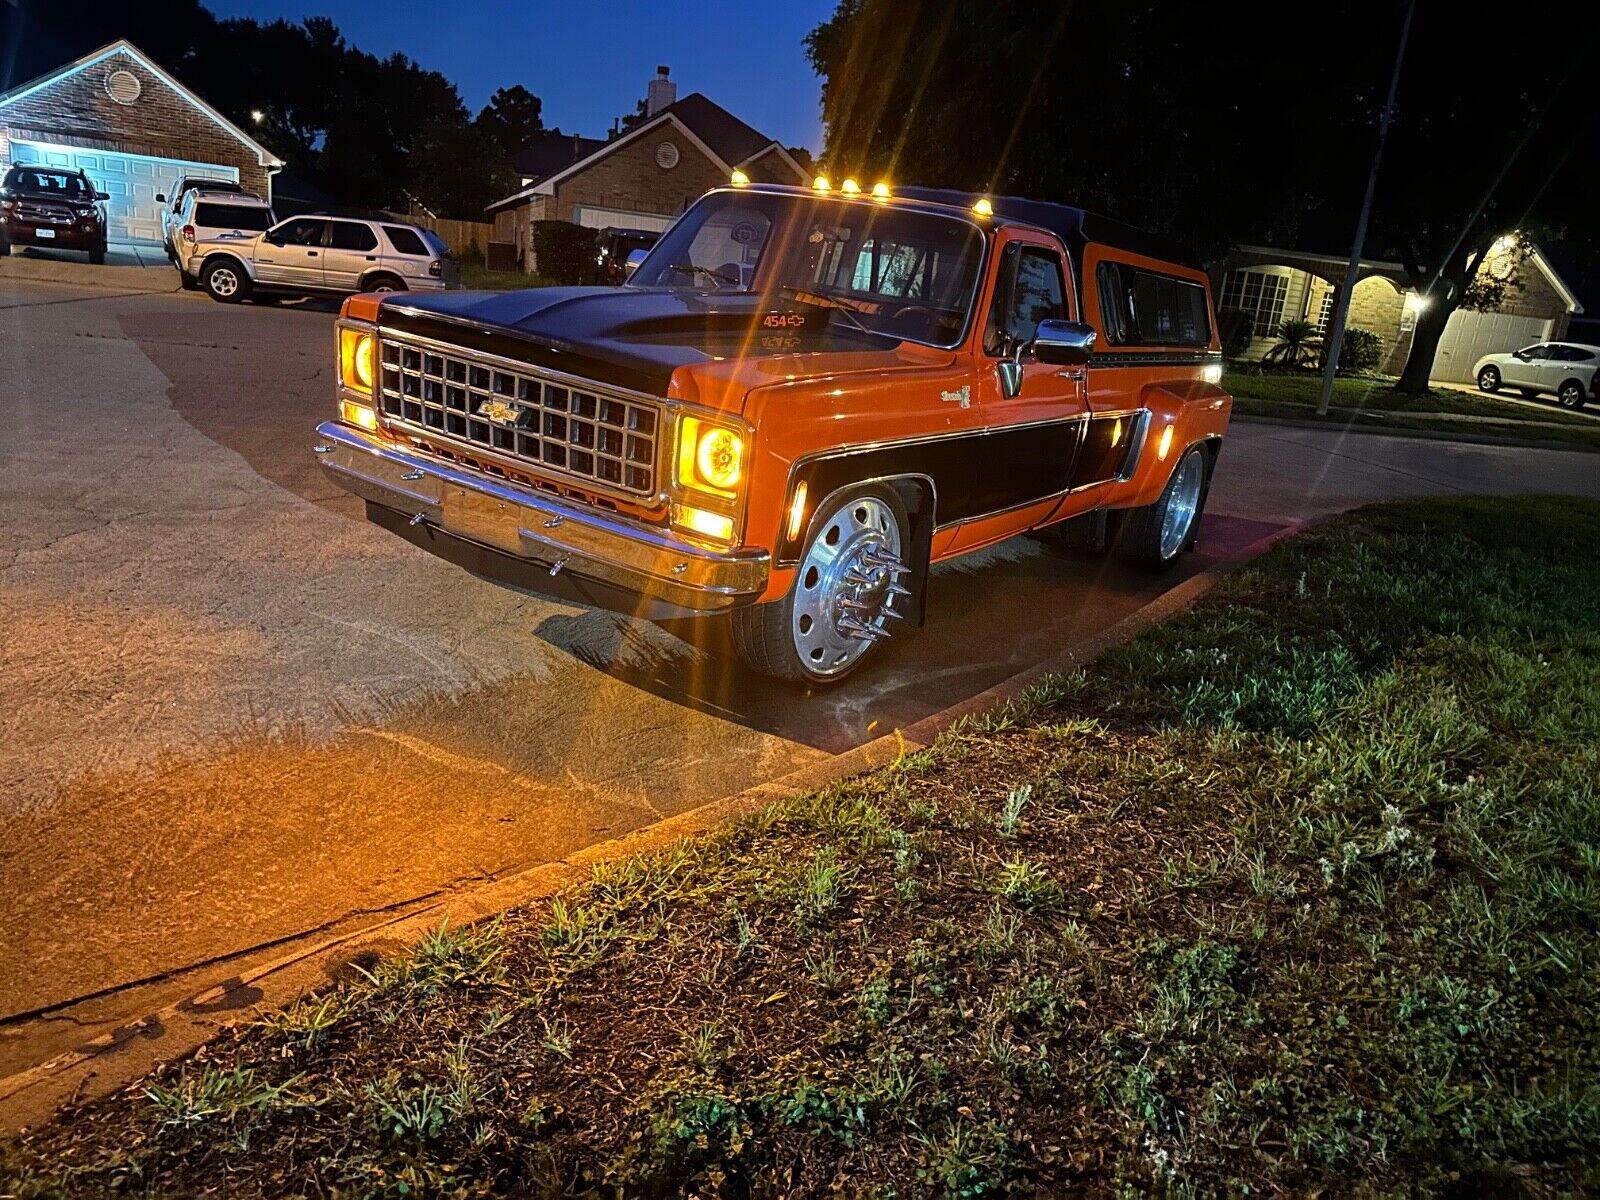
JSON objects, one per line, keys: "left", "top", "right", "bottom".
{"left": 405, "top": 216, "right": 495, "bottom": 261}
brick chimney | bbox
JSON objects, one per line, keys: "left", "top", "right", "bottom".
{"left": 646, "top": 65, "right": 676, "bottom": 117}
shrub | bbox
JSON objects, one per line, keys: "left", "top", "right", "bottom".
{"left": 1336, "top": 326, "right": 1385, "bottom": 374}
{"left": 530, "top": 220, "right": 599, "bottom": 285}
{"left": 1216, "top": 308, "right": 1255, "bottom": 360}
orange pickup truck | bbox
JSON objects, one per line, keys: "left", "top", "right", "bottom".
{"left": 315, "top": 180, "right": 1231, "bottom": 684}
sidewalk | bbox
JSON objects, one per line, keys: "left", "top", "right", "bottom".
{"left": 0, "top": 242, "right": 179, "bottom": 293}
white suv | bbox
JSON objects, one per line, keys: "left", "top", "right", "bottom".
{"left": 171, "top": 190, "right": 276, "bottom": 289}
{"left": 158, "top": 176, "right": 246, "bottom": 261}
{"left": 1475, "top": 341, "right": 1599, "bottom": 410}
{"left": 188, "top": 214, "right": 461, "bottom": 305}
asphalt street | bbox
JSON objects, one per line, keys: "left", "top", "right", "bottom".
{"left": 4, "top": 277, "right": 1600, "bottom": 1081}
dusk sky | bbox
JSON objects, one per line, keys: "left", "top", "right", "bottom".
{"left": 206, "top": 0, "right": 836, "bottom": 152}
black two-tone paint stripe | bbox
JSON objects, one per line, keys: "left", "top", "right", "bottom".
{"left": 780, "top": 413, "right": 1143, "bottom": 562}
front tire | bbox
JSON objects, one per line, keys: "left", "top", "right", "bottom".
{"left": 731, "top": 486, "right": 911, "bottom": 684}
{"left": 1558, "top": 380, "right": 1586, "bottom": 410}
{"left": 1477, "top": 365, "right": 1501, "bottom": 393}
{"left": 203, "top": 258, "right": 249, "bottom": 303}
{"left": 365, "top": 273, "right": 405, "bottom": 294}
{"left": 1117, "top": 444, "right": 1209, "bottom": 567}
{"left": 88, "top": 240, "right": 106, "bottom": 266}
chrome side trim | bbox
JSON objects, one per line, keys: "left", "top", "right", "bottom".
{"left": 1088, "top": 351, "right": 1223, "bottom": 368}
{"left": 1115, "top": 409, "right": 1153, "bottom": 483}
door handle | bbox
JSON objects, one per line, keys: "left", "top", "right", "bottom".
{"left": 308, "top": 250, "right": 318, "bottom": 257}
{"left": 366, "top": 255, "right": 377, "bottom": 261}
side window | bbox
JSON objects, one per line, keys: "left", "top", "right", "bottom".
{"left": 274, "top": 218, "right": 328, "bottom": 246}
{"left": 1100, "top": 260, "right": 1211, "bottom": 347}
{"left": 1520, "top": 344, "right": 1551, "bottom": 360}
{"left": 328, "top": 221, "right": 378, "bottom": 252}
{"left": 985, "top": 244, "right": 1066, "bottom": 354}
{"left": 1552, "top": 345, "right": 1592, "bottom": 362}
{"left": 383, "top": 225, "right": 428, "bottom": 256}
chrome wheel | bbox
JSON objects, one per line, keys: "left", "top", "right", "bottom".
{"left": 1478, "top": 366, "right": 1500, "bottom": 393}
{"left": 791, "top": 495, "right": 908, "bottom": 678}
{"left": 1158, "top": 450, "right": 1204, "bottom": 560}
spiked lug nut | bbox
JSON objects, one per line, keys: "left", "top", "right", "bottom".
{"left": 843, "top": 567, "right": 874, "bottom": 588}
{"left": 860, "top": 550, "right": 910, "bottom": 576}
{"left": 838, "top": 596, "right": 876, "bottom": 613}
{"left": 885, "top": 581, "right": 912, "bottom": 599}
{"left": 838, "top": 614, "right": 890, "bottom": 642}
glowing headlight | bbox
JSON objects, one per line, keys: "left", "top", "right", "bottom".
{"left": 340, "top": 327, "right": 375, "bottom": 394}
{"left": 678, "top": 416, "right": 743, "bottom": 496}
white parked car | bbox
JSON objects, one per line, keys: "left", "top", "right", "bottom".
{"left": 171, "top": 190, "right": 276, "bottom": 289}
{"left": 186, "top": 213, "right": 461, "bottom": 305}
{"left": 1474, "top": 342, "right": 1599, "bottom": 410}
{"left": 157, "top": 176, "right": 247, "bottom": 262}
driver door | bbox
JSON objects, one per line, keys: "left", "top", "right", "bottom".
{"left": 255, "top": 217, "right": 328, "bottom": 286}
{"left": 1502, "top": 344, "right": 1548, "bottom": 388}
{"left": 952, "top": 234, "right": 1087, "bottom": 552}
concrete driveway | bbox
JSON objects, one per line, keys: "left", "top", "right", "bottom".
{"left": 4, "top": 279, "right": 1600, "bottom": 1083}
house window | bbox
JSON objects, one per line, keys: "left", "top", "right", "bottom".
{"left": 1220, "top": 268, "right": 1289, "bottom": 338}
{"left": 1315, "top": 290, "right": 1335, "bottom": 331}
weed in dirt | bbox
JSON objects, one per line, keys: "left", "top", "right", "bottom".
{"left": 992, "top": 856, "right": 1063, "bottom": 912}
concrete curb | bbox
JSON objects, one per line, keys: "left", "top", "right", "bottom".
{"left": 0, "top": 256, "right": 180, "bottom": 294}
{"left": 0, "top": 521, "right": 1301, "bottom": 1132}
{"left": 1233, "top": 413, "right": 1600, "bottom": 454}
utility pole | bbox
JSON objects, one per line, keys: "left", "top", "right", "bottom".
{"left": 1317, "top": 0, "right": 1416, "bottom": 417}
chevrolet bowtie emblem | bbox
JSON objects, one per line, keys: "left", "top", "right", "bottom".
{"left": 478, "top": 398, "right": 521, "bottom": 426}
{"left": 939, "top": 385, "right": 971, "bottom": 409}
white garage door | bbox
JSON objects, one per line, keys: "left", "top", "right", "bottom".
{"left": 1432, "top": 309, "right": 1554, "bottom": 384}
{"left": 9, "top": 141, "right": 238, "bottom": 245}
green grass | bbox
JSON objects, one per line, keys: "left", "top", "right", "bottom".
{"left": 1225, "top": 369, "right": 1600, "bottom": 448}
{"left": 5, "top": 496, "right": 1600, "bottom": 1197}
{"left": 458, "top": 263, "right": 553, "bottom": 292}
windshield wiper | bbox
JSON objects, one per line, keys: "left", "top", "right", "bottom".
{"left": 778, "top": 283, "right": 877, "bottom": 338}
{"left": 666, "top": 263, "right": 741, "bottom": 287}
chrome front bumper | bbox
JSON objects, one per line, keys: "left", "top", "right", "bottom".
{"left": 313, "top": 421, "right": 769, "bottom": 614}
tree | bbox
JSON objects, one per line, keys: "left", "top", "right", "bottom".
{"left": 805, "top": 0, "right": 1600, "bottom": 390}
{"left": 476, "top": 84, "right": 545, "bottom": 157}
{"left": 410, "top": 119, "right": 518, "bottom": 219}
{"left": 1356, "top": 7, "right": 1599, "bottom": 392}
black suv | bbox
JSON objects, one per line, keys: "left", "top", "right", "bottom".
{"left": 0, "top": 166, "right": 110, "bottom": 263}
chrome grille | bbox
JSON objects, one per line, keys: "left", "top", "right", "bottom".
{"left": 376, "top": 336, "right": 660, "bottom": 497}
{"left": 18, "top": 205, "right": 74, "bottom": 225}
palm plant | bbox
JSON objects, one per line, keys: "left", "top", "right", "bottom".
{"left": 1263, "top": 318, "right": 1323, "bottom": 369}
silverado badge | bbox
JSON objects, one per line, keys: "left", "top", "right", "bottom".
{"left": 477, "top": 398, "right": 521, "bottom": 426}
{"left": 939, "top": 385, "right": 971, "bottom": 409}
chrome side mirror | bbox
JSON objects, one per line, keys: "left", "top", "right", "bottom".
{"left": 1033, "top": 319, "right": 1097, "bottom": 366}
{"left": 624, "top": 248, "right": 649, "bottom": 277}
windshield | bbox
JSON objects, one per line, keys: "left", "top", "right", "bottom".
{"left": 6, "top": 169, "right": 91, "bottom": 198}
{"left": 629, "top": 190, "right": 987, "bottom": 348}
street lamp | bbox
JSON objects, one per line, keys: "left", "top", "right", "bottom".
{"left": 250, "top": 109, "right": 265, "bottom": 124}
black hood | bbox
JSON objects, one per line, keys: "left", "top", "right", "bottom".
{"left": 378, "top": 286, "right": 901, "bottom": 396}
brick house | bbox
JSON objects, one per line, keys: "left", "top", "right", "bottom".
{"left": 0, "top": 39, "right": 282, "bottom": 245}
{"left": 488, "top": 67, "right": 808, "bottom": 273}
{"left": 1211, "top": 240, "right": 1583, "bottom": 383}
